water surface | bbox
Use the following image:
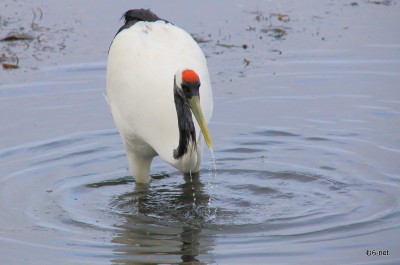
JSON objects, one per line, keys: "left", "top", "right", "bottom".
{"left": 1, "top": 1, "right": 399, "bottom": 264}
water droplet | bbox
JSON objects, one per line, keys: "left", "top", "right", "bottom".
{"left": 189, "top": 170, "right": 196, "bottom": 207}
{"left": 207, "top": 148, "right": 218, "bottom": 219}
{"left": 208, "top": 148, "right": 217, "bottom": 174}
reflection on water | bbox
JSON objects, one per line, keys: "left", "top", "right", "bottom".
{"left": 110, "top": 173, "right": 215, "bottom": 264}
{"left": 0, "top": 119, "right": 399, "bottom": 264}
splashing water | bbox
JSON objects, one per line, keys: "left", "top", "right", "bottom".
{"left": 206, "top": 148, "right": 218, "bottom": 219}
{"left": 208, "top": 148, "right": 217, "bottom": 174}
{"left": 188, "top": 170, "right": 197, "bottom": 208}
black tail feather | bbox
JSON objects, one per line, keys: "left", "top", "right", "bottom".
{"left": 122, "top": 9, "right": 163, "bottom": 23}
{"left": 115, "top": 9, "right": 168, "bottom": 36}
{"left": 110, "top": 9, "right": 169, "bottom": 52}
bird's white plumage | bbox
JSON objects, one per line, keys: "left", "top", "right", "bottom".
{"left": 107, "top": 21, "right": 213, "bottom": 183}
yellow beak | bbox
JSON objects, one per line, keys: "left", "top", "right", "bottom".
{"left": 188, "top": 96, "right": 213, "bottom": 149}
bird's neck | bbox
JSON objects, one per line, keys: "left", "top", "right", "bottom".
{"left": 173, "top": 88, "right": 196, "bottom": 159}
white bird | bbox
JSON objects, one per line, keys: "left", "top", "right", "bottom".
{"left": 106, "top": 9, "right": 213, "bottom": 184}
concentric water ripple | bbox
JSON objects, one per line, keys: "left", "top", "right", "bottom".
{"left": 0, "top": 126, "right": 399, "bottom": 263}
{"left": 1, "top": 1, "right": 400, "bottom": 263}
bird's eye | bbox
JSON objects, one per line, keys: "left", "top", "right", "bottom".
{"left": 181, "top": 84, "right": 190, "bottom": 92}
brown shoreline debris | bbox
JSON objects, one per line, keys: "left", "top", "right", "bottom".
{"left": 0, "top": 32, "right": 35, "bottom": 42}
{"left": 2, "top": 57, "right": 19, "bottom": 69}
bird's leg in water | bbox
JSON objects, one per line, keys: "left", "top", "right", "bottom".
{"left": 125, "top": 150, "right": 153, "bottom": 184}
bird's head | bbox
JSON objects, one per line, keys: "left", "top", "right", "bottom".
{"left": 174, "top": 69, "right": 213, "bottom": 149}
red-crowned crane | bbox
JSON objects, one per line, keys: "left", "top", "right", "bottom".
{"left": 106, "top": 9, "right": 213, "bottom": 183}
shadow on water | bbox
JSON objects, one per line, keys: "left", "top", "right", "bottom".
{"left": 109, "top": 173, "right": 216, "bottom": 264}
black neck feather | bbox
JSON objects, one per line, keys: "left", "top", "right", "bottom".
{"left": 173, "top": 87, "right": 196, "bottom": 159}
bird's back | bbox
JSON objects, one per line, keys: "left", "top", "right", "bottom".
{"left": 106, "top": 10, "right": 213, "bottom": 161}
